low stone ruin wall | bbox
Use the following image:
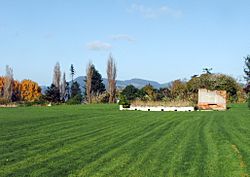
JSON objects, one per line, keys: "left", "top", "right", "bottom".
{"left": 119, "top": 105, "right": 194, "bottom": 112}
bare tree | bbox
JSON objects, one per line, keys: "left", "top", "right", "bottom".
{"left": 53, "top": 62, "right": 61, "bottom": 89}
{"left": 86, "top": 61, "right": 93, "bottom": 103}
{"left": 4, "top": 65, "right": 14, "bottom": 102}
{"left": 107, "top": 54, "right": 117, "bottom": 103}
{"left": 60, "top": 72, "right": 67, "bottom": 101}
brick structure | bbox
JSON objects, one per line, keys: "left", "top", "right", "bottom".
{"left": 198, "top": 89, "right": 227, "bottom": 110}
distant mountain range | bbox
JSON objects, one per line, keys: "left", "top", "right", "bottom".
{"left": 41, "top": 76, "right": 171, "bottom": 93}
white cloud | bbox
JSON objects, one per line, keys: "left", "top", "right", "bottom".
{"left": 86, "top": 41, "right": 112, "bottom": 51}
{"left": 111, "top": 34, "right": 135, "bottom": 42}
{"left": 129, "top": 4, "right": 182, "bottom": 19}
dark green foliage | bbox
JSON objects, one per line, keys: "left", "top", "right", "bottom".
{"left": 0, "top": 104, "right": 250, "bottom": 176}
{"left": 69, "top": 82, "right": 82, "bottom": 104}
{"left": 64, "top": 82, "right": 70, "bottom": 101}
{"left": 84, "top": 65, "right": 106, "bottom": 96}
{"left": 121, "top": 85, "right": 139, "bottom": 101}
{"left": 67, "top": 94, "right": 82, "bottom": 105}
{"left": 187, "top": 74, "right": 240, "bottom": 102}
{"left": 71, "top": 81, "right": 81, "bottom": 98}
{"left": 11, "top": 88, "right": 21, "bottom": 102}
{"left": 70, "top": 64, "right": 75, "bottom": 83}
{"left": 118, "top": 94, "right": 130, "bottom": 106}
{"left": 136, "top": 89, "right": 146, "bottom": 100}
{"left": 141, "top": 84, "right": 157, "bottom": 101}
{"left": 244, "top": 56, "right": 250, "bottom": 98}
{"left": 244, "top": 55, "right": 250, "bottom": 83}
{"left": 90, "top": 65, "right": 106, "bottom": 94}
{"left": 44, "top": 84, "right": 60, "bottom": 103}
{"left": 99, "top": 92, "right": 110, "bottom": 103}
{"left": 245, "top": 85, "right": 250, "bottom": 94}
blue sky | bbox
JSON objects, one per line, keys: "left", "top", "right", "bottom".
{"left": 0, "top": 0, "right": 250, "bottom": 85}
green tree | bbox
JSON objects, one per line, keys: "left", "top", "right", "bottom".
{"left": 141, "top": 84, "right": 157, "bottom": 101}
{"left": 187, "top": 74, "right": 240, "bottom": 103}
{"left": 70, "top": 64, "right": 75, "bottom": 83}
{"left": 91, "top": 65, "right": 106, "bottom": 95}
{"left": 45, "top": 84, "right": 60, "bottom": 103}
{"left": 121, "top": 85, "right": 139, "bottom": 101}
{"left": 170, "top": 80, "right": 188, "bottom": 101}
{"left": 71, "top": 81, "right": 81, "bottom": 98}
{"left": 84, "top": 65, "right": 106, "bottom": 97}
{"left": 244, "top": 55, "right": 250, "bottom": 108}
{"left": 244, "top": 55, "right": 250, "bottom": 82}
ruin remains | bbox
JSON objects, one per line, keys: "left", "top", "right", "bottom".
{"left": 119, "top": 105, "right": 194, "bottom": 112}
{"left": 197, "top": 89, "right": 227, "bottom": 110}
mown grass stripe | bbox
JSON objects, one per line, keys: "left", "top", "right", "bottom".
{"left": 0, "top": 104, "right": 249, "bottom": 177}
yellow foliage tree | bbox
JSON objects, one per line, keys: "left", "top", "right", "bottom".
{"left": 20, "top": 80, "right": 41, "bottom": 102}
{"left": 12, "top": 80, "right": 21, "bottom": 101}
{"left": 0, "top": 77, "right": 21, "bottom": 101}
{"left": 0, "top": 76, "right": 4, "bottom": 97}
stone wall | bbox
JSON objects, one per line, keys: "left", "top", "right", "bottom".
{"left": 198, "top": 89, "right": 226, "bottom": 110}
{"left": 120, "top": 105, "right": 194, "bottom": 112}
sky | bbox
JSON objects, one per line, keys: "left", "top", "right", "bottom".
{"left": 0, "top": 0, "right": 250, "bottom": 85}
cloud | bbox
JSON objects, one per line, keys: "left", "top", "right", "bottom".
{"left": 86, "top": 41, "right": 112, "bottom": 51}
{"left": 111, "top": 34, "right": 135, "bottom": 42}
{"left": 129, "top": 4, "right": 182, "bottom": 19}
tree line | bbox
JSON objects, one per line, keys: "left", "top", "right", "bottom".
{"left": 44, "top": 54, "right": 117, "bottom": 104}
{"left": 0, "top": 65, "right": 41, "bottom": 105}
{"left": 119, "top": 72, "right": 246, "bottom": 106}
{"left": 119, "top": 56, "right": 250, "bottom": 108}
{"left": 0, "top": 54, "right": 249, "bottom": 107}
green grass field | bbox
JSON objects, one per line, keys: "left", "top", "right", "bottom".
{"left": 0, "top": 104, "right": 250, "bottom": 177}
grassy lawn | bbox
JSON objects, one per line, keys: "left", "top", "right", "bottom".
{"left": 0, "top": 104, "right": 250, "bottom": 177}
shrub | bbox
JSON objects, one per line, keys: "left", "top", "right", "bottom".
{"left": 118, "top": 94, "right": 130, "bottom": 107}
{"left": 91, "top": 92, "right": 110, "bottom": 103}
{"left": 0, "top": 98, "right": 10, "bottom": 105}
{"left": 66, "top": 94, "right": 82, "bottom": 105}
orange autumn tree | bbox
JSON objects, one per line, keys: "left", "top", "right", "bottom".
{"left": 12, "top": 80, "right": 21, "bottom": 101}
{"left": 0, "top": 76, "right": 4, "bottom": 97}
{"left": 20, "top": 80, "right": 41, "bottom": 102}
{"left": 0, "top": 77, "right": 21, "bottom": 101}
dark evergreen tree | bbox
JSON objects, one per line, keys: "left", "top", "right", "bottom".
{"left": 71, "top": 81, "right": 81, "bottom": 98}
{"left": 70, "top": 64, "right": 75, "bottom": 83}
{"left": 65, "top": 82, "right": 70, "bottom": 100}
{"left": 244, "top": 55, "right": 250, "bottom": 108}
{"left": 91, "top": 65, "right": 106, "bottom": 94}
{"left": 44, "top": 84, "right": 60, "bottom": 103}
{"left": 244, "top": 55, "right": 250, "bottom": 82}
{"left": 84, "top": 65, "right": 106, "bottom": 96}
{"left": 121, "top": 85, "right": 139, "bottom": 101}
{"left": 67, "top": 81, "right": 82, "bottom": 104}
